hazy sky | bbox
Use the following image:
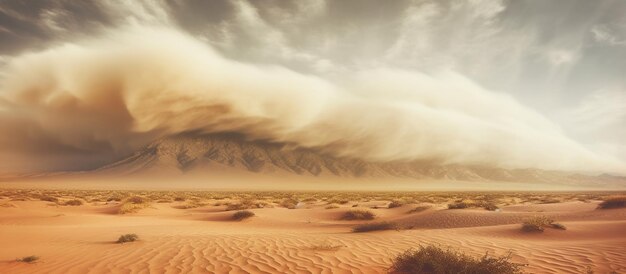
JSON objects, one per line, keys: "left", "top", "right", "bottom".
{"left": 0, "top": 0, "right": 624, "bottom": 173}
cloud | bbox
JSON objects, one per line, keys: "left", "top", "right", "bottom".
{"left": 0, "top": 26, "right": 623, "bottom": 173}
{"left": 591, "top": 24, "right": 626, "bottom": 46}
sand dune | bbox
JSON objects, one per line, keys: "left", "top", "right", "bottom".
{"left": 1, "top": 194, "right": 625, "bottom": 274}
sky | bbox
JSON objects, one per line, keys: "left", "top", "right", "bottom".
{"left": 0, "top": 0, "right": 624, "bottom": 174}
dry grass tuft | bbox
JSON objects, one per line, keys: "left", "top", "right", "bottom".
{"left": 388, "top": 200, "right": 405, "bottom": 208}
{"left": 341, "top": 209, "right": 375, "bottom": 220}
{"left": 63, "top": 199, "right": 83, "bottom": 206}
{"left": 521, "top": 216, "right": 565, "bottom": 232}
{"left": 16, "top": 256, "right": 39, "bottom": 263}
{"left": 232, "top": 210, "right": 255, "bottom": 221}
{"left": 116, "top": 234, "right": 139, "bottom": 243}
{"left": 118, "top": 196, "right": 150, "bottom": 214}
{"left": 407, "top": 206, "right": 431, "bottom": 214}
{"left": 352, "top": 221, "right": 398, "bottom": 233}
{"left": 325, "top": 204, "right": 340, "bottom": 209}
{"left": 389, "top": 245, "right": 524, "bottom": 274}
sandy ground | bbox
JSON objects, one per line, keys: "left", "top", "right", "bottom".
{"left": 0, "top": 197, "right": 625, "bottom": 273}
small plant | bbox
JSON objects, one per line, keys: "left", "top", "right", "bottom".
{"left": 126, "top": 196, "right": 147, "bottom": 204}
{"left": 17, "top": 256, "right": 39, "bottom": 263}
{"left": 407, "top": 206, "right": 430, "bottom": 214}
{"left": 116, "top": 234, "right": 139, "bottom": 243}
{"left": 64, "top": 199, "right": 83, "bottom": 206}
{"left": 40, "top": 196, "right": 58, "bottom": 203}
{"left": 388, "top": 200, "right": 404, "bottom": 208}
{"left": 521, "top": 216, "right": 564, "bottom": 233}
{"left": 447, "top": 202, "right": 469, "bottom": 209}
{"left": 389, "top": 245, "right": 524, "bottom": 274}
{"left": 232, "top": 210, "right": 255, "bottom": 221}
{"left": 483, "top": 203, "right": 499, "bottom": 211}
{"left": 341, "top": 209, "right": 375, "bottom": 220}
{"left": 280, "top": 198, "right": 298, "bottom": 209}
{"left": 325, "top": 204, "right": 339, "bottom": 209}
{"left": 597, "top": 196, "right": 626, "bottom": 209}
{"left": 352, "top": 221, "right": 398, "bottom": 233}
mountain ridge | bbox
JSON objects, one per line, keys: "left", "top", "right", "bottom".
{"left": 93, "top": 133, "right": 626, "bottom": 187}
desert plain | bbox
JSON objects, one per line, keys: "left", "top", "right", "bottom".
{"left": 0, "top": 189, "right": 624, "bottom": 273}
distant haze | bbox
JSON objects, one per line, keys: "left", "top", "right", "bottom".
{"left": 0, "top": 0, "right": 624, "bottom": 174}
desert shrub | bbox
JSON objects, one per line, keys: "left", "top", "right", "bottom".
{"left": 597, "top": 196, "right": 626, "bottom": 209}
{"left": 117, "top": 197, "right": 150, "bottom": 214}
{"left": 341, "top": 209, "right": 375, "bottom": 220}
{"left": 539, "top": 198, "right": 560, "bottom": 204}
{"left": 389, "top": 245, "right": 524, "bottom": 274}
{"left": 116, "top": 234, "right": 139, "bottom": 243}
{"left": 447, "top": 202, "right": 469, "bottom": 209}
{"left": 126, "top": 196, "right": 147, "bottom": 204}
{"left": 17, "top": 256, "right": 39, "bottom": 263}
{"left": 521, "top": 216, "right": 564, "bottom": 233}
{"left": 232, "top": 210, "right": 255, "bottom": 221}
{"left": 107, "top": 194, "right": 124, "bottom": 202}
{"left": 328, "top": 198, "right": 350, "bottom": 205}
{"left": 225, "top": 198, "right": 266, "bottom": 211}
{"left": 64, "top": 199, "right": 83, "bottom": 206}
{"left": 280, "top": 198, "right": 298, "bottom": 209}
{"left": 325, "top": 204, "right": 340, "bottom": 209}
{"left": 388, "top": 200, "right": 405, "bottom": 208}
{"left": 483, "top": 203, "right": 499, "bottom": 211}
{"left": 408, "top": 206, "right": 431, "bottom": 214}
{"left": 352, "top": 221, "right": 397, "bottom": 233}
{"left": 40, "top": 196, "right": 58, "bottom": 203}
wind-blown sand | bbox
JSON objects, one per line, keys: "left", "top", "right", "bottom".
{"left": 0, "top": 194, "right": 625, "bottom": 273}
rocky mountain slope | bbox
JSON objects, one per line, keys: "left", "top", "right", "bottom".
{"left": 95, "top": 134, "right": 626, "bottom": 186}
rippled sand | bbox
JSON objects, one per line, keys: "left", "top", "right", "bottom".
{"left": 1, "top": 197, "right": 625, "bottom": 273}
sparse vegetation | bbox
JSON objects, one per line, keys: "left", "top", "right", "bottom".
{"left": 389, "top": 245, "right": 524, "bottom": 274}
{"left": 116, "top": 234, "right": 139, "bottom": 243}
{"left": 325, "top": 204, "right": 339, "bottom": 209}
{"left": 63, "top": 199, "right": 83, "bottom": 206}
{"left": 118, "top": 196, "right": 150, "bottom": 214}
{"left": 352, "top": 221, "right": 398, "bottom": 232}
{"left": 40, "top": 195, "right": 58, "bottom": 203}
{"left": 280, "top": 198, "right": 298, "bottom": 209}
{"left": 232, "top": 210, "right": 255, "bottom": 221}
{"left": 447, "top": 202, "right": 469, "bottom": 209}
{"left": 341, "top": 209, "right": 375, "bottom": 220}
{"left": 483, "top": 203, "right": 499, "bottom": 211}
{"left": 388, "top": 200, "right": 405, "bottom": 208}
{"left": 521, "top": 216, "right": 565, "bottom": 232}
{"left": 17, "top": 256, "right": 39, "bottom": 263}
{"left": 407, "top": 206, "right": 431, "bottom": 214}
{"left": 597, "top": 196, "right": 626, "bottom": 209}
